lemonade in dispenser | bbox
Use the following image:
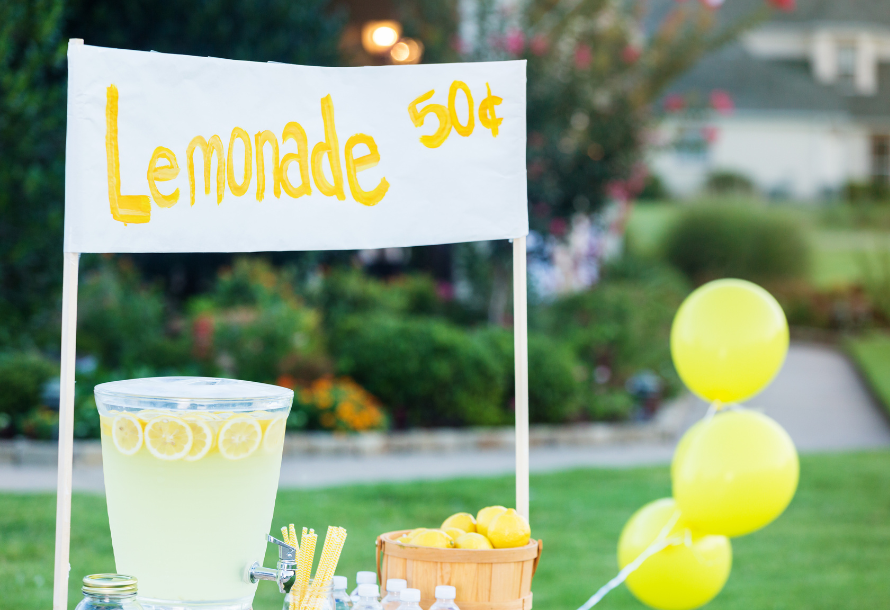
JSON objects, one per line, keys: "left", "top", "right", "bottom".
{"left": 95, "top": 377, "right": 296, "bottom": 610}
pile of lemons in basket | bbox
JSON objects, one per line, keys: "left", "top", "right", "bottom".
{"left": 397, "top": 506, "right": 531, "bottom": 549}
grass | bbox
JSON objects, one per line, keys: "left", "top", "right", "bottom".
{"left": 847, "top": 333, "right": 890, "bottom": 417}
{"left": 625, "top": 201, "right": 890, "bottom": 290}
{"left": 2, "top": 452, "right": 889, "bottom": 610}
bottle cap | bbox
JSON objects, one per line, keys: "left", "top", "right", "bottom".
{"left": 401, "top": 588, "right": 421, "bottom": 602}
{"left": 333, "top": 575, "right": 348, "bottom": 590}
{"left": 435, "top": 585, "right": 456, "bottom": 600}
{"left": 357, "top": 571, "right": 377, "bottom": 584}
{"left": 387, "top": 578, "right": 407, "bottom": 592}
{"left": 82, "top": 574, "right": 138, "bottom": 596}
{"left": 358, "top": 584, "right": 379, "bottom": 598}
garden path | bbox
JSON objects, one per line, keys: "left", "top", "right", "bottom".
{"left": 0, "top": 342, "right": 887, "bottom": 493}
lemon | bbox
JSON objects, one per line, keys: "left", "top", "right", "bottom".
{"left": 218, "top": 416, "right": 262, "bottom": 460}
{"left": 182, "top": 416, "right": 214, "bottom": 461}
{"left": 262, "top": 417, "right": 288, "bottom": 453}
{"left": 135, "top": 409, "right": 168, "bottom": 422}
{"left": 442, "top": 512, "right": 477, "bottom": 533}
{"left": 412, "top": 529, "right": 454, "bottom": 548}
{"left": 397, "top": 528, "right": 427, "bottom": 543}
{"left": 486, "top": 509, "right": 531, "bottom": 549}
{"left": 111, "top": 414, "right": 143, "bottom": 455}
{"left": 144, "top": 416, "right": 193, "bottom": 460}
{"left": 455, "top": 532, "right": 493, "bottom": 549}
{"left": 476, "top": 506, "right": 507, "bottom": 537}
{"left": 444, "top": 527, "right": 467, "bottom": 541}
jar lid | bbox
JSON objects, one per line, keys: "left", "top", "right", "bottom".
{"left": 94, "top": 377, "right": 293, "bottom": 413}
{"left": 82, "top": 574, "right": 138, "bottom": 596}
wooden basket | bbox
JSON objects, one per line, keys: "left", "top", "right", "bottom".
{"left": 376, "top": 530, "right": 543, "bottom": 610}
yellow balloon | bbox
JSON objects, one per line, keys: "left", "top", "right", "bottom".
{"left": 671, "top": 279, "right": 788, "bottom": 403}
{"left": 619, "top": 498, "right": 731, "bottom": 610}
{"left": 672, "top": 409, "right": 799, "bottom": 537}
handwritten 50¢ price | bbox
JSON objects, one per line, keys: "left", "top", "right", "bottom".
{"left": 408, "top": 81, "right": 503, "bottom": 148}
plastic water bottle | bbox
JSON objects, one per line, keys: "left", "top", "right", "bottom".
{"left": 429, "top": 585, "right": 460, "bottom": 610}
{"left": 395, "top": 588, "right": 422, "bottom": 610}
{"left": 381, "top": 579, "right": 407, "bottom": 610}
{"left": 354, "top": 584, "right": 383, "bottom": 610}
{"left": 351, "top": 572, "right": 378, "bottom": 604}
{"left": 333, "top": 575, "right": 353, "bottom": 610}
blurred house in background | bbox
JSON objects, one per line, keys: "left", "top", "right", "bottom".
{"left": 652, "top": 0, "right": 890, "bottom": 200}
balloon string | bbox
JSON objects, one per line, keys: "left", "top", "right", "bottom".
{"left": 575, "top": 511, "right": 682, "bottom": 610}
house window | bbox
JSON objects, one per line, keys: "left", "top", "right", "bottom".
{"left": 837, "top": 43, "right": 857, "bottom": 89}
{"left": 872, "top": 135, "right": 890, "bottom": 184}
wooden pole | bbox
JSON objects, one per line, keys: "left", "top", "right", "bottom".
{"left": 513, "top": 237, "right": 529, "bottom": 519}
{"left": 53, "top": 252, "right": 81, "bottom": 610}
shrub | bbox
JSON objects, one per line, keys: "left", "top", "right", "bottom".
{"left": 281, "top": 375, "right": 387, "bottom": 432}
{"left": 661, "top": 205, "right": 810, "bottom": 284}
{"left": 77, "top": 258, "right": 189, "bottom": 371}
{"left": 478, "top": 328, "right": 582, "bottom": 424}
{"left": 334, "top": 315, "right": 508, "bottom": 427}
{"left": 705, "top": 170, "right": 756, "bottom": 196}
{"left": 538, "top": 263, "right": 689, "bottom": 415}
{"left": 843, "top": 179, "right": 890, "bottom": 204}
{"left": 0, "top": 351, "right": 58, "bottom": 434}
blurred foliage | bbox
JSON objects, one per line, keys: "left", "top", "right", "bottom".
{"left": 662, "top": 205, "right": 810, "bottom": 284}
{"left": 282, "top": 375, "right": 387, "bottom": 432}
{"left": 536, "top": 258, "right": 689, "bottom": 415}
{"left": 335, "top": 314, "right": 508, "bottom": 428}
{"left": 637, "top": 173, "right": 670, "bottom": 201}
{"left": 843, "top": 179, "right": 890, "bottom": 205}
{"left": 0, "top": 352, "right": 58, "bottom": 436}
{"left": 0, "top": 0, "right": 67, "bottom": 347}
{"left": 705, "top": 169, "right": 756, "bottom": 197}
{"left": 479, "top": 328, "right": 582, "bottom": 424}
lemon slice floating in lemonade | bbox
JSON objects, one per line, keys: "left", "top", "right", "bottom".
{"left": 262, "top": 417, "right": 287, "bottom": 453}
{"left": 218, "top": 416, "right": 262, "bottom": 460}
{"left": 111, "top": 414, "right": 143, "bottom": 455}
{"left": 145, "top": 415, "right": 194, "bottom": 460}
{"left": 182, "top": 416, "right": 214, "bottom": 461}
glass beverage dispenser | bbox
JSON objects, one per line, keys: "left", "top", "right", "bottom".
{"left": 95, "top": 377, "right": 295, "bottom": 610}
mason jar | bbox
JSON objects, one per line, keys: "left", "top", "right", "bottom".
{"left": 75, "top": 574, "right": 143, "bottom": 610}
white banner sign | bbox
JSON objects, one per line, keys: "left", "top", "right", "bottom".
{"left": 64, "top": 44, "right": 528, "bottom": 253}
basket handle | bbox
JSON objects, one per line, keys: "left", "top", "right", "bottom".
{"left": 532, "top": 539, "right": 543, "bottom": 576}
{"left": 376, "top": 535, "right": 384, "bottom": 584}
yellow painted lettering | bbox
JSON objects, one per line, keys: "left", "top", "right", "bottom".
{"left": 344, "top": 133, "right": 389, "bottom": 207}
{"left": 281, "top": 122, "right": 312, "bottom": 198}
{"left": 408, "top": 89, "right": 451, "bottom": 148}
{"left": 478, "top": 83, "right": 503, "bottom": 137}
{"left": 255, "top": 130, "right": 281, "bottom": 201}
{"left": 448, "top": 81, "right": 474, "bottom": 137}
{"left": 105, "top": 84, "right": 151, "bottom": 224}
{"left": 186, "top": 135, "right": 225, "bottom": 206}
{"left": 311, "top": 94, "right": 345, "bottom": 200}
{"left": 227, "top": 127, "right": 252, "bottom": 197}
{"left": 146, "top": 147, "right": 180, "bottom": 208}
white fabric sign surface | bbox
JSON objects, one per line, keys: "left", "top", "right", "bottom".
{"left": 64, "top": 44, "right": 527, "bottom": 253}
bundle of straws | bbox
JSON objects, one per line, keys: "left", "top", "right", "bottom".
{"left": 280, "top": 524, "right": 348, "bottom": 610}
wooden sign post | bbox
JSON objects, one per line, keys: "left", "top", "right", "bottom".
{"left": 53, "top": 39, "right": 528, "bottom": 609}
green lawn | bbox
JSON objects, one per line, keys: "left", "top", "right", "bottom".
{"left": 2, "top": 452, "right": 889, "bottom": 610}
{"left": 847, "top": 333, "right": 890, "bottom": 417}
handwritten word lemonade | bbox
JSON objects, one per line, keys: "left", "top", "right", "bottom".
{"left": 95, "top": 377, "right": 293, "bottom": 610}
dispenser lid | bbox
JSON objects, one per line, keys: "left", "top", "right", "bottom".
{"left": 94, "top": 376, "right": 294, "bottom": 412}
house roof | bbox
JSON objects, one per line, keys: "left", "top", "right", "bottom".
{"left": 658, "top": 0, "right": 890, "bottom": 124}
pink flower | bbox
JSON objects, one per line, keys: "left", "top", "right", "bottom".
{"left": 663, "top": 93, "right": 685, "bottom": 113}
{"left": 450, "top": 35, "right": 466, "bottom": 53}
{"left": 710, "top": 89, "right": 734, "bottom": 115}
{"left": 505, "top": 29, "right": 525, "bottom": 55}
{"left": 767, "top": 0, "right": 795, "bottom": 11}
{"left": 701, "top": 125, "right": 720, "bottom": 143}
{"left": 698, "top": 0, "right": 725, "bottom": 7}
{"left": 436, "top": 281, "right": 454, "bottom": 301}
{"left": 606, "top": 181, "right": 629, "bottom": 202}
{"left": 574, "top": 44, "right": 592, "bottom": 69}
{"left": 549, "top": 217, "right": 568, "bottom": 237}
{"left": 530, "top": 34, "right": 549, "bottom": 56}
{"left": 622, "top": 45, "right": 641, "bottom": 64}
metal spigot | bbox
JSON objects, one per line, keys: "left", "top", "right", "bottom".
{"left": 247, "top": 535, "right": 297, "bottom": 594}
